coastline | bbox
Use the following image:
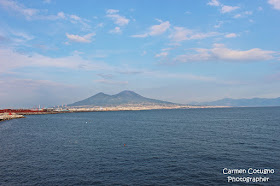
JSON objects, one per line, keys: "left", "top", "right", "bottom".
{"left": 68, "top": 105, "right": 229, "bottom": 112}
{"left": 0, "top": 105, "right": 229, "bottom": 122}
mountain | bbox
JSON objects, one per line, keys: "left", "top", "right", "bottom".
{"left": 69, "top": 90, "right": 177, "bottom": 107}
{"left": 200, "top": 97, "right": 280, "bottom": 107}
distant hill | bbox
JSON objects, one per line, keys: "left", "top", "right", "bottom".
{"left": 69, "top": 90, "right": 177, "bottom": 107}
{"left": 200, "top": 97, "right": 280, "bottom": 107}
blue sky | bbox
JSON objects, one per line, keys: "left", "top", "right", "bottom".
{"left": 0, "top": 0, "right": 280, "bottom": 107}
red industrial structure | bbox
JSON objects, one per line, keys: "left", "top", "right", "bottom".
{"left": 0, "top": 109, "right": 47, "bottom": 113}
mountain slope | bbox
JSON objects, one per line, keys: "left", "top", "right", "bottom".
{"left": 69, "top": 90, "right": 177, "bottom": 107}
{"left": 200, "top": 97, "right": 280, "bottom": 107}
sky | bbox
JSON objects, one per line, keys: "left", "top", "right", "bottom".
{"left": 0, "top": 0, "right": 280, "bottom": 108}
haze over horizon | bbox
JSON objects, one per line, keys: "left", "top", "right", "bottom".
{"left": 0, "top": 0, "right": 280, "bottom": 108}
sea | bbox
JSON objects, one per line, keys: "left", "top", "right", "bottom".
{"left": 0, "top": 107, "right": 279, "bottom": 185}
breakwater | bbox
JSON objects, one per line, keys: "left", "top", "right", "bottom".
{"left": 0, "top": 113, "right": 25, "bottom": 122}
{"left": 0, "top": 110, "right": 75, "bottom": 122}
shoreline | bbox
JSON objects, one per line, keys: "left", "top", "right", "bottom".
{"left": 2, "top": 105, "right": 278, "bottom": 123}
{"left": 0, "top": 105, "right": 229, "bottom": 122}
{"left": 67, "top": 105, "right": 229, "bottom": 112}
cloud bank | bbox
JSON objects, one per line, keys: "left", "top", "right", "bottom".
{"left": 175, "top": 44, "right": 277, "bottom": 63}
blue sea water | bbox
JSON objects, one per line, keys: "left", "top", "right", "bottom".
{"left": 0, "top": 107, "right": 279, "bottom": 185}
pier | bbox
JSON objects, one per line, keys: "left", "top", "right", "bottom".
{"left": 0, "top": 113, "right": 25, "bottom": 122}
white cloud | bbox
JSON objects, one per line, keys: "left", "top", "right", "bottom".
{"left": 106, "top": 9, "right": 129, "bottom": 26}
{"left": 162, "top": 48, "right": 173, "bottom": 51}
{"left": 190, "top": 32, "right": 219, "bottom": 40}
{"left": 109, "top": 27, "right": 122, "bottom": 34}
{"left": 116, "top": 68, "right": 220, "bottom": 83}
{"left": 221, "top": 5, "right": 240, "bottom": 13}
{"left": 234, "top": 11, "right": 253, "bottom": 18}
{"left": 175, "top": 44, "right": 277, "bottom": 63}
{"left": 233, "top": 14, "right": 242, "bottom": 18}
{"left": 207, "top": 0, "right": 220, "bottom": 6}
{"left": 149, "top": 21, "right": 170, "bottom": 36}
{"left": 131, "top": 33, "right": 149, "bottom": 38}
{"left": 34, "top": 11, "right": 67, "bottom": 21}
{"left": 57, "top": 12, "right": 66, "bottom": 19}
{"left": 131, "top": 20, "right": 170, "bottom": 38}
{"left": 207, "top": 0, "right": 240, "bottom": 14}
{"left": 106, "top": 9, "right": 119, "bottom": 14}
{"left": 0, "top": 0, "right": 38, "bottom": 18}
{"left": 57, "top": 14, "right": 90, "bottom": 30}
{"left": 0, "top": 26, "right": 35, "bottom": 46}
{"left": 0, "top": 48, "right": 111, "bottom": 73}
{"left": 169, "top": 27, "right": 192, "bottom": 41}
{"left": 0, "top": 0, "right": 85, "bottom": 26}
{"left": 225, "top": 33, "right": 237, "bottom": 38}
{"left": 268, "top": 0, "right": 280, "bottom": 10}
{"left": 155, "top": 52, "right": 168, "bottom": 58}
{"left": 66, "top": 33, "right": 95, "bottom": 43}
{"left": 169, "top": 27, "right": 219, "bottom": 42}
{"left": 70, "top": 14, "right": 81, "bottom": 21}
{"left": 118, "top": 69, "right": 143, "bottom": 75}
{"left": 0, "top": 78, "right": 68, "bottom": 91}
{"left": 244, "top": 11, "right": 253, "bottom": 15}
{"left": 69, "top": 14, "right": 90, "bottom": 26}
{"left": 107, "top": 14, "right": 129, "bottom": 26}
{"left": 10, "top": 30, "right": 34, "bottom": 41}
{"left": 145, "top": 71, "right": 218, "bottom": 83}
